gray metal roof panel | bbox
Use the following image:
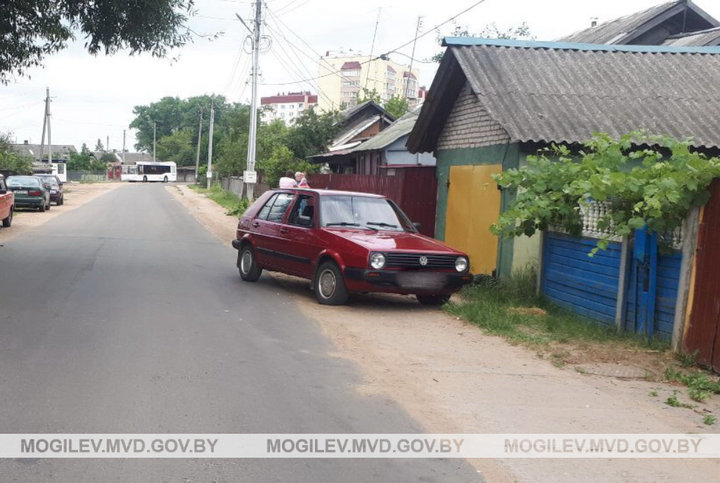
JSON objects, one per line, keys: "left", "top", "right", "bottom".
{"left": 450, "top": 42, "right": 720, "bottom": 149}
{"left": 663, "top": 26, "right": 720, "bottom": 45}
{"left": 349, "top": 109, "right": 419, "bottom": 152}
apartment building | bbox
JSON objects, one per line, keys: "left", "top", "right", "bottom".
{"left": 260, "top": 91, "right": 318, "bottom": 124}
{"left": 316, "top": 51, "right": 420, "bottom": 112}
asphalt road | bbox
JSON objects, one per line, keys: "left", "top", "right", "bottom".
{"left": 0, "top": 185, "right": 478, "bottom": 482}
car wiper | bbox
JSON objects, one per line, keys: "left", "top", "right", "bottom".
{"left": 326, "top": 222, "right": 360, "bottom": 227}
{"left": 366, "top": 221, "right": 398, "bottom": 228}
{"left": 326, "top": 222, "right": 377, "bottom": 231}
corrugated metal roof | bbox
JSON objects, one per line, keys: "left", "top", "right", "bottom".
{"left": 663, "top": 26, "right": 720, "bottom": 45}
{"left": 350, "top": 108, "right": 419, "bottom": 152}
{"left": 561, "top": 1, "right": 684, "bottom": 44}
{"left": 409, "top": 38, "right": 720, "bottom": 152}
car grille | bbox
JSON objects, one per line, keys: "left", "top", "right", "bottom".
{"left": 384, "top": 253, "right": 457, "bottom": 270}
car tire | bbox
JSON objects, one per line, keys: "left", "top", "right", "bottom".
{"left": 58, "top": 196, "right": 64, "bottom": 206}
{"left": 46, "top": 200, "right": 50, "bottom": 211}
{"left": 238, "top": 245, "right": 262, "bottom": 282}
{"left": 163, "top": 176, "right": 168, "bottom": 183}
{"left": 315, "top": 261, "right": 349, "bottom": 305}
{"left": 38, "top": 203, "right": 45, "bottom": 212}
{"left": 143, "top": 176, "right": 148, "bottom": 182}
{"left": 2, "top": 206, "right": 12, "bottom": 227}
{"left": 416, "top": 294, "right": 450, "bottom": 306}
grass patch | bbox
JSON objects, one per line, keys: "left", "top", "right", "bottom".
{"left": 189, "top": 183, "right": 249, "bottom": 216}
{"left": 665, "top": 367, "right": 720, "bottom": 403}
{"left": 704, "top": 415, "right": 717, "bottom": 426}
{"left": 446, "top": 269, "right": 669, "bottom": 351}
{"left": 665, "top": 391, "right": 695, "bottom": 409}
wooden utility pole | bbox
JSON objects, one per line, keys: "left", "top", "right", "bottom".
{"left": 122, "top": 130, "right": 126, "bottom": 164}
{"left": 153, "top": 122, "right": 157, "bottom": 162}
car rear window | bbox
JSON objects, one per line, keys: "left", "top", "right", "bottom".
{"left": 7, "top": 177, "right": 40, "bottom": 187}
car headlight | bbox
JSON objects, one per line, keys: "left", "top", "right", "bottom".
{"left": 370, "top": 252, "right": 386, "bottom": 270}
{"left": 455, "top": 256, "right": 468, "bottom": 272}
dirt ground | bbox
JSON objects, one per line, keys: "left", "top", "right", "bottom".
{"left": 170, "top": 184, "right": 720, "bottom": 482}
{"left": 0, "top": 182, "right": 123, "bottom": 244}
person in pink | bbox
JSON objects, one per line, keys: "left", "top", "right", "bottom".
{"left": 279, "top": 170, "right": 297, "bottom": 188}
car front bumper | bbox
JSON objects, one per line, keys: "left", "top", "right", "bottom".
{"left": 344, "top": 268, "right": 473, "bottom": 294}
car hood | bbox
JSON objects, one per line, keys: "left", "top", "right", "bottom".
{"left": 326, "top": 229, "right": 462, "bottom": 253}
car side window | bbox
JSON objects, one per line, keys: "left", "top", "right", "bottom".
{"left": 256, "top": 194, "right": 278, "bottom": 220}
{"left": 266, "top": 193, "right": 294, "bottom": 223}
{"left": 288, "top": 195, "right": 315, "bottom": 227}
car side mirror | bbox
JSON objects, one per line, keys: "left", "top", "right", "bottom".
{"left": 298, "top": 215, "right": 312, "bottom": 227}
{"left": 413, "top": 222, "right": 421, "bottom": 230}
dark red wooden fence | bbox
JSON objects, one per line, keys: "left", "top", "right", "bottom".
{"left": 685, "top": 179, "right": 720, "bottom": 372}
{"left": 308, "top": 167, "right": 437, "bottom": 237}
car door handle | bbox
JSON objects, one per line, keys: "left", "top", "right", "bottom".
{"left": 252, "top": 221, "right": 259, "bottom": 228}
{"left": 279, "top": 228, "right": 288, "bottom": 234}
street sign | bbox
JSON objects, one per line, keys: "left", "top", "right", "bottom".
{"left": 206, "top": 171, "right": 212, "bottom": 178}
{"left": 243, "top": 170, "right": 257, "bottom": 184}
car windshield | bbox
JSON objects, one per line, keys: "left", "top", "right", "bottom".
{"left": 7, "top": 177, "right": 40, "bottom": 187}
{"left": 41, "top": 178, "right": 58, "bottom": 187}
{"left": 320, "top": 195, "right": 415, "bottom": 232}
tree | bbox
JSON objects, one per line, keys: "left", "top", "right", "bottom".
{"left": 432, "top": 21, "right": 534, "bottom": 62}
{"left": 492, "top": 132, "right": 720, "bottom": 254}
{"left": 284, "top": 108, "right": 341, "bottom": 160}
{"left": 0, "top": 1, "right": 194, "bottom": 83}
{"left": 157, "top": 128, "right": 196, "bottom": 165}
{"left": 357, "top": 88, "right": 381, "bottom": 105}
{"left": 0, "top": 133, "right": 32, "bottom": 174}
{"left": 384, "top": 96, "right": 409, "bottom": 118}
{"left": 94, "top": 139, "right": 105, "bottom": 152}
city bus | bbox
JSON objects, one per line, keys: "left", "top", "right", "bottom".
{"left": 121, "top": 161, "right": 177, "bottom": 182}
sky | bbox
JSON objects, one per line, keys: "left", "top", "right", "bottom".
{"left": 1, "top": 0, "right": 719, "bottom": 152}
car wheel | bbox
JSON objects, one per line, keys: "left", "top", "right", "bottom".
{"left": 38, "top": 203, "right": 45, "bottom": 212}
{"left": 315, "top": 261, "right": 348, "bottom": 305}
{"left": 416, "top": 294, "right": 451, "bottom": 306}
{"left": 238, "top": 245, "right": 262, "bottom": 282}
{"left": 143, "top": 176, "right": 148, "bottom": 182}
{"left": 58, "top": 196, "right": 64, "bottom": 206}
{"left": 2, "top": 206, "right": 12, "bottom": 227}
{"left": 163, "top": 176, "right": 168, "bottom": 183}
{"left": 46, "top": 200, "right": 51, "bottom": 211}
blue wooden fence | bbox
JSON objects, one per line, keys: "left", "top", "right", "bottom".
{"left": 541, "top": 231, "right": 682, "bottom": 339}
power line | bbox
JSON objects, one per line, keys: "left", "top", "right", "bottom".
{"left": 260, "top": 0, "right": 488, "bottom": 87}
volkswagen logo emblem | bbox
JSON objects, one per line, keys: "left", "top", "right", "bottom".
{"left": 419, "top": 256, "right": 428, "bottom": 266}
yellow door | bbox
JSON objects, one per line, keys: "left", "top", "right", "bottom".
{"left": 445, "top": 165, "right": 502, "bottom": 274}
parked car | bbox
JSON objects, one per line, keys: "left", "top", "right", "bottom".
{"left": 36, "top": 174, "right": 64, "bottom": 205}
{"left": 6, "top": 176, "right": 50, "bottom": 212}
{"left": 232, "top": 189, "right": 472, "bottom": 305}
{"left": 0, "top": 174, "right": 14, "bottom": 227}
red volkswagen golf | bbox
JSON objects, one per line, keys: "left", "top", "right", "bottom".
{"left": 232, "top": 189, "right": 472, "bottom": 305}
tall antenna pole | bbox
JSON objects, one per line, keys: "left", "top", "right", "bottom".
{"left": 405, "top": 16, "right": 422, "bottom": 100}
{"left": 206, "top": 99, "right": 215, "bottom": 189}
{"left": 153, "top": 122, "right": 157, "bottom": 162}
{"left": 245, "top": 0, "right": 262, "bottom": 201}
{"left": 195, "top": 108, "right": 203, "bottom": 182}
{"left": 364, "top": 7, "right": 382, "bottom": 93}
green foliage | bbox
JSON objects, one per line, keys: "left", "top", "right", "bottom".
{"left": 0, "top": 1, "right": 194, "bottom": 83}
{"left": 665, "top": 391, "right": 694, "bottom": 408}
{"left": 132, "top": 96, "right": 340, "bottom": 184}
{"left": 94, "top": 139, "right": 105, "bottom": 152}
{"left": 68, "top": 150, "right": 106, "bottom": 171}
{"left": 492, "top": 132, "right": 720, "bottom": 254}
{"left": 383, "top": 96, "right": 409, "bottom": 118}
{"left": 357, "top": 88, "right": 381, "bottom": 105}
{"left": 0, "top": 133, "right": 33, "bottom": 174}
{"left": 157, "top": 128, "right": 196, "bottom": 166}
{"left": 704, "top": 415, "right": 717, "bottom": 425}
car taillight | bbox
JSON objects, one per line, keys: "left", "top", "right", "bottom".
{"left": 28, "top": 190, "right": 42, "bottom": 196}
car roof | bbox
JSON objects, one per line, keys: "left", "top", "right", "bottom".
{"left": 274, "top": 188, "right": 386, "bottom": 199}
